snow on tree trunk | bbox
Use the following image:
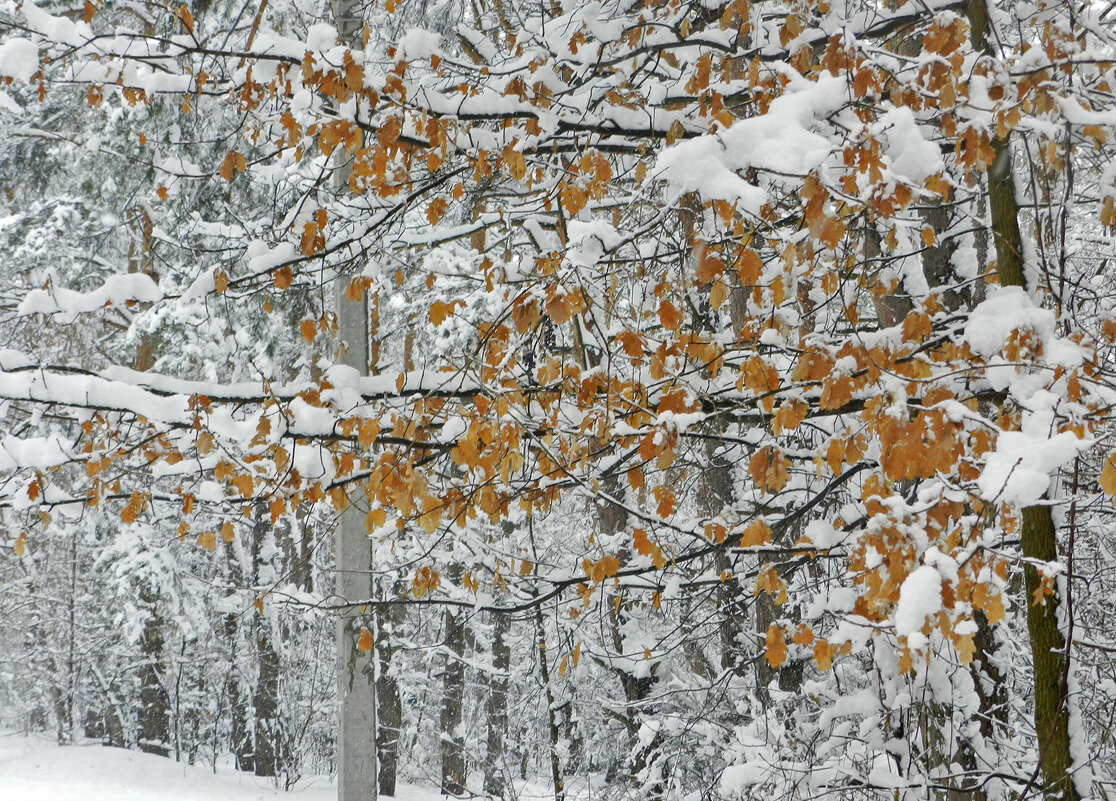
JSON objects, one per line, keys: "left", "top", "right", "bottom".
{"left": 439, "top": 596, "right": 467, "bottom": 796}
{"left": 330, "top": 1, "right": 377, "bottom": 798}
{"left": 375, "top": 586, "right": 403, "bottom": 797}
{"left": 334, "top": 271, "right": 377, "bottom": 801}
{"left": 137, "top": 586, "right": 169, "bottom": 758}
{"left": 484, "top": 527, "right": 512, "bottom": 801}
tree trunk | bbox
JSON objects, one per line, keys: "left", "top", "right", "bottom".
{"left": 226, "top": 612, "right": 254, "bottom": 771}
{"left": 251, "top": 510, "right": 282, "bottom": 778}
{"left": 331, "top": 2, "right": 377, "bottom": 798}
{"left": 137, "top": 586, "right": 170, "bottom": 757}
{"left": 483, "top": 609, "right": 511, "bottom": 799}
{"left": 965, "top": 5, "right": 1077, "bottom": 798}
{"left": 533, "top": 599, "right": 564, "bottom": 801}
{"left": 254, "top": 627, "right": 282, "bottom": 777}
{"left": 439, "top": 602, "right": 468, "bottom": 796}
{"left": 375, "top": 586, "right": 404, "bottom": 797}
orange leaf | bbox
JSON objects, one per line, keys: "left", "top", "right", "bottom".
{"left": 791, "top": 624, "right": 814, "bottom": 646}
{"left": 176, "top": 4, "right": 194, "bottom": 33}
{"left": 955, "top": 631, "right": 976, "bottom": 664}
{"left": 429, "top": 299, "right": 464, "bottom": 326}
{"left": 813, "top": 639, "right": 833, "bottom": 670}
{"left": 819, "top": 375, "right": 853, "bottom": 410}
{"left": 695, "top": 250, "right": 725, "bottom": 283}
{"left": 739, "top": 519, "right": 772, "bottom": 547}
{"left": 617, "top": 330, "right": 643, "bottom": 359}
{"left": 658, "top": 299, "right": 682, "bottom": 330}
{"left": 273, "top": 266, "right": 294, "bottom": 290}
{"left": 736, "top": 249, "right": 763, "bottom": 285}
{"left": 300, "top": 319, "right": 317, "bottom": 343}
{"left": 219, "top": 150, "right": 246, "bottom": 181}
{"left": 764, "top": 623, "right": 787, "bottom": 668}
{"left": 754, "top": 563, "right": 787, "bottom": 604}
{"left": 771, "top": 398, "right": 808, "bottom": 434}
{"left": 356, "top": 627, "right": 373, "bottom": 652}
{"left": 300, "top": 222, "right": 325, "bottom": 256}
{"left": 902, "top": 311, "right": 933, "bottom": 342}
{"left": 583, "top": 555, "right": 620, "bottom": 584}
{"left": 1100, "top": 454, "right": 1116, "bottom": 496}
{"left": 426, "top": 197, "right": 449, "bottom": 225}
{"left": 357, "top": 419, "right": 380, "bottom": 447}
{"left": 749, "top": 446, "right": 789, "bottom": 494}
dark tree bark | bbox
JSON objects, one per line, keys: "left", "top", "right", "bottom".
{"left": 439, "top": 599, "right": 468, "bottom": 796}
{"left": 964, "top": 5, "right": 1078, "bottom": 799}
{"left": 137, "top": 586, "right": 170, "bottom": 757}
{"left": 376, "top": 585, "right": 404, "bottom": 797}
{"left": 251, "top": 507, "right": 283, "bottom": 779}
{"left": 483, "top": 609, "right": 511, "bottom": 799}
{"left": 253, "top": 627, "right": 282, "bottom": 778}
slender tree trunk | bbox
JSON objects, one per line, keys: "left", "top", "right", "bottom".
{"left": 593, "top": 480, "right": 662, "bottom": 798}
{"left": 375, "top": 586, "right": 404, "bottom": 797}
{"left": 964, "top": 5, "right": 1077, "bottom": 798}
{"left": 253, "top": 628, "right": 281, "bottom": 777}
{"left": 484, "top": 609, "right": 511, "bottom": 799}
{"left": 137, "top": 586, "right": 170, "bottom": 757}
{"left": 225, "top": 612, "right": 254, "bottom": 771}
{"left": 127, "top": 205, "right": 168, "bottom": 758}
{"left": 332, "top": 1, "right": 377, "bottom": 797}
{"left": 222, "top": 536, "right": 254, "bottom": 771}
{"left": 533, "top": 599, "right": 564, "bottom": 801}
{"left": 439, "top": 600, "right": 468, "bottom": 796}
{"left": 250, "top": 506, "right": 283, "bottom": 778}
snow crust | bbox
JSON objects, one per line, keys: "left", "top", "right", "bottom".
{"left": 0, "top": 39, "right": 39, "bottom": 82}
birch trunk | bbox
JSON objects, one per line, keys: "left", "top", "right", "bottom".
{"left": 330, "top": 1, "right": 377, "bottom": 798}
{"left": 334, "top": 279, "right": 377, "bottom": 800}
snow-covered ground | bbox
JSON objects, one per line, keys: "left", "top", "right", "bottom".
{"left": 0, "top": 734, "right": 356, "bottom": 801}
{"left": 0, "top": 733, "right": 580, "bottom": 801}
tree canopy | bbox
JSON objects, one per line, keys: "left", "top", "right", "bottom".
{"left": 3, "top": 1, "right": 1116, "bottom": 800}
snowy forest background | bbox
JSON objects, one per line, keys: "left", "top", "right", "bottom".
{"left": 2, "top": 1, "right": 1116, "bottom": 801}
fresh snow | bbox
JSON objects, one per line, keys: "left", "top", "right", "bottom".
{"left": 0, "top": 735, "right": 442, "bottom": 801}
{"left": 0, "top": 735, "right": 564, "bottom": 801}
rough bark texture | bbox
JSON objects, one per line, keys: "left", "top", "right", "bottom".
{"left": 1020, "top": 506, "right": 1077, "bottom": 801}
{"left": 137, "top": 587, "right": 170, "bottom": 757}
{"left": 253, "top": 629, "right": 281, "bottom": 777}
{"left": 595, "top": 478, "right": 662, "bottom": 799}
{"left": 533, "top": 599, "right": 564, "bottom": 801}
{"left": 439, "top": 604, "right": 467, "bottom": 796}
{"left": 375, "top": 587, "right": 404, "bottom": 797}
{"left": 252, "top": 510, "right": 282, "bottom": 778}
{"left": 225, "top": 612, "right": 254, "bottom": 772}
{"left": 697, "top": 421, "right": 747, "bottom": 676}
{"left": 484, "top": 577, "right": 512, "bottom": 797}
{"left": 965, "top": 4, "right": 1077, "bottom": 798}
